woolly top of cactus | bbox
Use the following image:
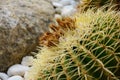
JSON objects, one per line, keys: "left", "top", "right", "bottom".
{"left": 25, "top": 9, "right": 120, "bottom": 80}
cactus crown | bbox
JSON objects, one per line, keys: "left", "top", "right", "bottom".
{"left": 26, "top": 9, "right": 120, "bottom": 80}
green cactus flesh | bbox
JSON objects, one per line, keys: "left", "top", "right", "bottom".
{"left": 27, "top": 9, "right": 120, "bottom": 80}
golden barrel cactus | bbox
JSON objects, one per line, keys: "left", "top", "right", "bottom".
{"left": 25, "top": 8, "right": 120, "bottom": 80}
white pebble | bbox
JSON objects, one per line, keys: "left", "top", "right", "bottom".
{"left": 21, "top": 56, "right": 33, "bottom": 67}
{"left": 54, "top": 14, "right": 62, "bottom": 19}
{"left": 59, "top": 0, "right": 71, "bottom": 6}
{"left": 0, "top": 72, "right": 9, "bottom": 80}
{"left": 70, "top": 0, "right": 78, "bottom": 7}
{"left": 24, "top": 71, "right": 28, "bottom": 79}
{"left": 55, "top": 7, "right": 62, "bottom": 14}
{"left": 52, "top": 2, "right": 63, "bottom": 8}
{"left": 7, "top": 64, "right": 29, "bottom": 77}
{"left": 7, "top": 76, "right": 24, "bottom": 80}
{"left": 61, "top": 5, "right": 77, "bottom": 16}
{"left": 51, "top": 0, "right": 59, "bottom": 2}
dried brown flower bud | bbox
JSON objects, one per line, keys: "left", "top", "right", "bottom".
{"left": 39, "top": 17, "right": 76, "bottom": 47}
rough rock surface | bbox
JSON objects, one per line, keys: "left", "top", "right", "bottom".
{"left": 0, "top": 0, "right": 55, "bottom": 72}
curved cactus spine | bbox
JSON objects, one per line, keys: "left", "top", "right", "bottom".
{"left": 26, "top": 9, "right": 120, "bottom": 80}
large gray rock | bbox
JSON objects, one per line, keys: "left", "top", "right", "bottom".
{"left": 0, "top": 0, "right": 55, "bottom": 72}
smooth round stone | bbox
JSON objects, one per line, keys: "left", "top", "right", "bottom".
{"left": 7, "top": 64, "right": 29, "bottom": 77}
{"left": 24, "top": 71, "right": 28, "bottom": 80}
{"left": 0, "top": 72, "right": 9, "bottom": 80}
{"left": 21, "top": 56, "right": 33, "bottom": 67}
{"left": 54, "top": 14, "right": 62, "bottom": 19}
{"left": 55, "top": 7, "right": 62, "bottom": 14}
{"left": 59, "top": 0, "right": 74, "bottom": 6}
{"left": 70, "top": 0, "right": 78, "bottom": 6}
{"left": 61, "top": 5, "right": 77, "bottom": 16}
{"left": 7, "top": 76, "right": 24, "bottom": 80}
{"left": 51, "top": 0, "right": 59, "bottom": 2}
{"left": 52, "top": 2, "right": 63, "bottom": 8}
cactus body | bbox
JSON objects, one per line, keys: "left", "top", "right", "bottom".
{"left": 26, "top": 9, "right": 120, "bottom": 80}
{"left": 78, "top": 0, "right": 120, "bottom": 11}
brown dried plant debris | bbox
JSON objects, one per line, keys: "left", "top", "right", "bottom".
{"left": 39, "top": 17, "right": 76, "bottom": 47}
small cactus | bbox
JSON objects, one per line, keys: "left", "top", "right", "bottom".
{"left": 25, "top": 9, "right": 120, "bottom": 80}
